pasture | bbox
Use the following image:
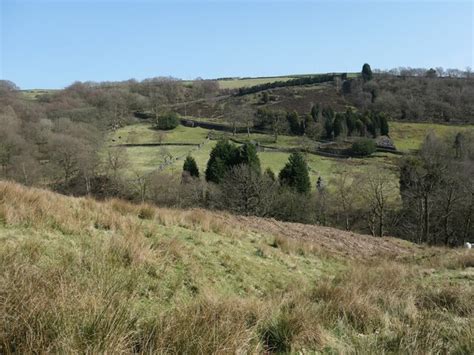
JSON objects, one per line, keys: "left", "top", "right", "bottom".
{"left": 106, "top": 122, "right": 402, "bottom": 189}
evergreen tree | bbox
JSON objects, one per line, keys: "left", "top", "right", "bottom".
{"left": 205, "top": 140, "right": 239, "bottom": 183}
{"left": 287, "top": 111, "right": 301, "bottom": 135}
{"left": 345, "top": 109, "right": 356, "bottom": 136}
{"left": 333, "top": 114, "right": 344, "bottom": 138}
{"left": 366, "top": 113, "right": 377, "bottom": 137}
{"left": 278, "top": 152, "right": 311, "bottom": 194}
{"left": 183, "top": 155, "right": 199, "bottom": 178}
{"left": 380, "top": 113, "right": 389, "bottom": 136}
{"left": 324, "top": 116, "right": 334, "bottom": 140}
{"left": 310, "top": 104, "right": 320, "bottom": 121}
{"left": 237, "top": 143, "right": 261, "bottom": 174}
{"left": 362, "top": 63, "right": 373, "bottom": 82}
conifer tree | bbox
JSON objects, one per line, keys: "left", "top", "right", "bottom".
{"left": 278, "top": 152, "right": 311, "bottom": 194}
{"left": 183, "top": 155, "right": 199, "bottom": 178}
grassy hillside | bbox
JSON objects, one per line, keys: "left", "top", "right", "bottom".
{"left": 1, "top": 181, "right": 473, "bottom": 353}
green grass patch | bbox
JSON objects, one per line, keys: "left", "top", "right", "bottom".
{"left": 390, "top": 122, "right": 474, "bottom": 152}
{"left": 217, "top": 77, "right": 296, "bottom": 90}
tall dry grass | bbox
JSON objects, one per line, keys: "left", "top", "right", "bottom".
{"left": 1, "top": 181, "right": 473, "bottom": 353}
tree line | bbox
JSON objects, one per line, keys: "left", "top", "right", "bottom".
{"left": 254, "top": 105, "right": 389, "bottom": 142}
{"left": 344, "top": 64, "right": 474, "bottom": 123}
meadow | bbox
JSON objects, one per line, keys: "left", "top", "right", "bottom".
{"left": 389, "top": 121, "right": 473, "bottom": 152}
{"left": 104, "top": 120, "right": 466, "bottom": 188}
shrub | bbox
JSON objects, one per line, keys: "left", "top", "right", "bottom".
{"left": 155, "top": 112, "right": 180, "bottom": 130}
{"left": 350, "top": 138, "right": 376, "bottom": 156}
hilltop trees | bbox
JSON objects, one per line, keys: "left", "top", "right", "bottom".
{"left": 362, "top": 63, "right": 373, "bottom": 82}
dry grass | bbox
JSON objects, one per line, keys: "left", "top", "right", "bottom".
{"left": 0, "top": 181, "right": 473, "bottom": 353}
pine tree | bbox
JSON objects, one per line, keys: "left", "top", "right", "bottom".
{"left": 362, "top": 63, "right": 373, "bottom": 82}
{"left": 205, "top": 140, "right": 239, "bottom": 183}
{"left": 324, "top": 116, "right": 334, "bottom": 140}
{"left": 237, "top": 143, "right": 261, "bottom": 174}
{"left": 333, "top": 114, "right": 344, "bottom": 138}
{"left": 345, "top": 109, "right": 356, "bottom": 136}
{"left": 278, "top": 152, "right": 311, "bottom": 194}
{"left": 287, "top": 111, "right": 301, "bottom": 135}
{"left": 380, "top": 113, "right": 389, "bottom": 136}
{"left": 183, "top": 156, "right": 199, "bottom": 178}
{"left": 310, "top": 104, "right": 320, "bottom": 121}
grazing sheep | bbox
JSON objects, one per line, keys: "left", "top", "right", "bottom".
{"left": 465, "top": 242, "right": 472, "bottom": 249}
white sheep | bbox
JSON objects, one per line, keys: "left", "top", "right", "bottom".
{"left": 464, "top": 242, "right": 472, "bottom": 249}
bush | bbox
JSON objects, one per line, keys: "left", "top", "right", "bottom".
{"left": 350, "top": 138, "right": 376, "bottom": 156}
{"left": 155, "top": 112, "right": 180, "bottom": 130}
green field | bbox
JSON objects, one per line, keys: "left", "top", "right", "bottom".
{"left": 106, "top": 121, "right": 473, "bottom": 186}
{"left": 107, "top": 123, "right": 400, "bottom": 189}
{"left": 390, "top": 122, "right": 473, "bottom": 152}
{"left": 217, "top": 77, "right": 296, "bottom": 90}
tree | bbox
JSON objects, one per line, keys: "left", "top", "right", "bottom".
{"left": 287, "top": 111, "right": 301, "bottom": 135}
{"left": 345, "top": 109, "right": 357, "bottom": 136}
{"left": 324, "top": 116, "right": 334, "bottom": 140}
{"left": 350, "top": 138, "right": 376, "bottom": 156}
{"left": 454, "top": 132, "right": 465, "bottom": 158}
{"left": 399, "top": 133, "right": 449, "bottom": 244}
{"left": 310, "top": 104, "right": 320, "bottom": 121}
{"left": 183, "top": 155, "right": 200, "bottom": 178}
{"left": 362, "top": 63, "right": 373, "bottom": 82}
{"left": 426, "top": 68, "right": 437, "bottom": 78}
{"left": 155, "top": 112, "right": 180, "bottom": 130}
{"left": 380, "top": 113, "right": 389, "bottom": 136}
{"left": 361, "top": 169, "right": 396, "bottom": 237}
{"left": 333, "top": 114, "right": 344, "bottom": 138}
{"left": 278, "top": 152, "right": 311, "bottom": 194}
{"left": 331, "top": 171, "right": 360, "bottom": 231}
{"left": 218, "top": 164, "right": 276, "bottom": 216}
{"left": 205, "top": 140, "right": 239, "bottom": 183}
{"left": 237, "top": 143, "right": 261, "bottom": 174}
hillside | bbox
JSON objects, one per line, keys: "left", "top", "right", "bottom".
{"left": 1, "top": 181, "right": 473, "bottom": 353}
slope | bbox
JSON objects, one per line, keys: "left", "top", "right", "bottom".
{"left": 0, "top": 181, "right": 473, "bottom": 353}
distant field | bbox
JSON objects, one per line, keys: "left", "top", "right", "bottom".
{"left": 106, "top": 121, "right": 472, "bottom": 190}
{"left": 390, "top": 122, "right": 474, "bottom": 152}
{"left": 20, "top": 89, "right": 57, "bottom": 100}
{"left": 108, "top": 123, "right": 209, "bottom": 145}
{"left": 217, "top": 77, "right": 296, "bottom": 90}
{"left": 107, "top": 123, "right": 399, "bottom": 190}
{"left": 216, "top": 73, "right": 359, "bottom": 90}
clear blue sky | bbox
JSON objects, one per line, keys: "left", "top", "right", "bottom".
{"left": 1, "top": 0, "right": 473, "bottom": 89}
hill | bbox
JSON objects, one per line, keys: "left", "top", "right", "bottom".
{"left": 1, "top": 181, "right": 473, "bottom": 353}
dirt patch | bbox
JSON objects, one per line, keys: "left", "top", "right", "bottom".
{"left": 207, "top": 212, "right": 416, "bottom": 259}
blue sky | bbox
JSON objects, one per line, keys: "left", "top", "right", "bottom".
{"left": 1, "top": 0, "right": 472, "bottom": 89}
